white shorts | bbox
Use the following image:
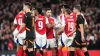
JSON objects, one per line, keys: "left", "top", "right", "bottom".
{"left": 58, "top": 32, "right": 75, "bottom": 46}
{"left": 58, "top": 34, "right": 63, "bottom": 46}
{"left": 13, "top": 29, "right": 26, "bottom": 45}
{"left": 34, "top": 32, "right": 47, "bottom": 49}
{"left": 47, "top": 38, "right": 57, "bottom": 48}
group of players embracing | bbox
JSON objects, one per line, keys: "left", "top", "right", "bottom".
{"left": 13, "top": 2, "right": 89, "bottom": 56}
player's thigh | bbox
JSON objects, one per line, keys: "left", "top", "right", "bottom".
{"left": 42, "top": 37, "right": 47, "bottom": 49}
{"left": 13, "top": 28, "right": 18, "bottom": 35}
{"left": 26, "top": 39, "right": 34, "bottom": 49}
{"left": 58, "top": 35, "right": 63, "bottom": 46}
{"left": 81, "top": 47, "right": 88, "bottom": 52}
{"left": 17, "top": 35, "right": 24, "bottom": 45}
{"left": 34, "top": 37, "right": 42, "bottom": 48}
{"left": 14, "top": 36, "right": 18, "bottom": 44}
{"left": 50, "top": 38, "right": 57, "bottom": 48}
{"left": 66, "top": 37, "right": 74, "bottom": 46}
{"left": 47, "top": 39, "right": 50, "bottom": 48}
{"left": 71, "top": 34, "right": 82, "bottom": 48}
{"left": 62, "top": 33, "right": 68, "bottom": 46}
{"left": 19, "top": 30, "right": 26, "bottom": 39}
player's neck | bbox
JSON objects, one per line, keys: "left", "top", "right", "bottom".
{"left": 47, "top": 16, "right": 50, "bottom": 18}
{"left": 76, "top": 12, "right": 81, "bottom": 15}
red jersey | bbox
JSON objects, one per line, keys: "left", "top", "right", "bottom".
{"left": 35, "top": 15, "right": 48, "bottom": 35}
{"left": 59, "top": 15, "right": 66, "bottom": 23}
{"left": 46, "top": 17, "right": 55, "bottom": 39}
{"left": 14, "top": 11, "right": 25, "bottom": 33}
{"left": 70, "top": 12, "right": 76, "bottom": 23}
{"left": 64, "top": 16, "right": 76, "bottom": 37}
{"left": 59, "top": 15, "right": 66, "bottom": 21}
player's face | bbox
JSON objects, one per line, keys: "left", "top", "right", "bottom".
{"left": 73, "top": 8, "right": 77, "bottom": 14}
{"left": 35, "top": 10, "right": 38, "bottom": 16}
{"left": 31, "top": 10, "right": 35, "bottom": 16}
{"left": 46, "top": 10, "right": 51, "bottom": 17}
{"left": 23, "top": 5, "right": 26, "bottom": 11}
{"left": 23, "top": 5, "right": 28, "bottom": 12}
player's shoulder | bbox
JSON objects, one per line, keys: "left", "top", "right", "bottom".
{"left": 70, "top": 12, "right": 76, "bottom": 16}
{"left": 77, "top": 14, "right": 84, "bottom": 21}
{"left": 18, "top": 11, "right": 25, "bottom": 15}
{"left": 16, "top": 11, "right": 25, "bottom": 17}
{"left": 24, "top": 12, "right": 32, "bottom": 18}
{"left": 38, "top": 15, "right": 46, "bottom": 20}
{"left": 78, "top": 14, "right": 83, "bottom": 18}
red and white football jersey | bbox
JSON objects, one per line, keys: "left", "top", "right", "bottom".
{"left": 70, "top": 12, "right": 76, "bottom": 23}
{"left": 35, "top": 15, "right": 48, "bottom": 35}
{"left": 64, "top": 16, "right": 76, "bottom": 37}
{"left": 46, "top": 17, "right": 55, "bottom": 39}
{"left": 14, "top": 11, "right": 25, "bottom": 33}
{"left": 58, "top": 14, "right": 66, "bottom": 24}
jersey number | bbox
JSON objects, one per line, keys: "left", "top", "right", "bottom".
{"left": 38, "top": 21, "right": 43, "bottom": 30}
{"left": 18, "top": 18, "right": 22, "bottom": 25}
{"left": 68, "top": 22, "right": 74, "bottom": 31}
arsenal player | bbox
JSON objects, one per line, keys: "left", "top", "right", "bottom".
{"left": 45, "top": 8, "right": 57, "bottom": 56}
{"left": 34, "top": 7, "right": 53, "bottom": 56}
{"left": 13, "top": 5, "right": 26, "bottom": 56}
{"left": 57, "top": 6, "right": 66, "bottom": 56}
{"left": 15, "top": 2, "right": 35, "bottom": 56}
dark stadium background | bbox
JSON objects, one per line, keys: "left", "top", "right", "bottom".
{"left": 0, "top": 0, "right": 100, "bottom": 56}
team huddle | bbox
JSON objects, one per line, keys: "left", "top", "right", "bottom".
{"left": 13, "top": 2, "right": 89, "bottom": 56}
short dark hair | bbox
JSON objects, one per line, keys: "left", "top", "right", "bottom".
{"left": 45, "top": 8, "right": 51, "bottom": 11}
{"left": 74, "top": 5, "right": 81, "bottom": 11}
{"left": 65, "top": 8, "right": 71, "bottom": 14}
{"left": 18, "top": 4, "right": 23, "bottom": 11}
{"left": 24, "top": 2, "right": 32, "bottom": 10}
{"left": 36, "top": 7, "right": 42, "bottom": 14}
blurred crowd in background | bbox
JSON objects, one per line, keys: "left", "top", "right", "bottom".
{"left": 0, "top": 0, "right": 100, "bottom": 51}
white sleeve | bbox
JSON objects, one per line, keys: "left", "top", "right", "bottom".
{"left": 58, "top": 16, "right": 60, "bottom": 21}
{"left": 55, "top": 19, "right": 61, "bottom": 28}
{"left": 13, "top": 18, "right": 17, "bottom": 24}
{"left": 61, "top": 19, "right": 65, "bottom": 26}
{"left": 46, "top": 17, "right": 49, "bottom": 24}
{"left": 84, "top": 18, "right": 87, "bottom": 25}
{"left": 53, "top": 18, "right": 57, "bottom": 24}
{"left": 57, "top": 16, "right": 61, "bottom": 22}
{"left": 81, "top": 13, "right": 87, "bottom": 25}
